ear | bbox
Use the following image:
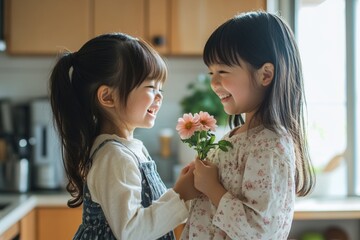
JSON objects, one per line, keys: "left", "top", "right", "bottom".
{"left": 97, "top": 85, "right": 115, "bottom": 108}
{"left": 259, "top": 63, "right": 274, "bottom": 87}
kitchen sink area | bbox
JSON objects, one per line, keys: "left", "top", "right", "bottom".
{"left": 0, "top": 194, "right": 30, "bottom": 207}
{"left": 0, "top": 194, "right": 22, "bottom": 214}
{"left": 0, "top": 193, "right": 35, "bottom": 235}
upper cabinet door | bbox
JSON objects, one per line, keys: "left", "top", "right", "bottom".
{"left": 170, "top": 0, "right": 267, "bottom": 55}
{"left": 5, "top": 0, "right": 91, "bottom": 55}
{"left": 94, "top": 0, "right": 169, "bottom": 54}
{"left": 4, "top": 0, "right": 266, "bottom": 56}
{"left": 147, "top": 0, "right": 169, "bottom": 55}
{"left": 94, "top": 0, "right": 145, "bottom": 39}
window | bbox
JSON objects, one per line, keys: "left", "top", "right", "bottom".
{"left": 297, "top": 0, "right": 348, "bottom": 197}
{"left": 355, "top": 0, "right": 360, "bottom": 194}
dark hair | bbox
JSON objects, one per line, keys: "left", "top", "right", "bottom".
{"left": 203, "top": 11, "right": 315, "bottom": 197}
{"left": 49, "top": 33, "right": 167, "bottom": 207}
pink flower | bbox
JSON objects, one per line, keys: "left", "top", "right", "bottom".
{"left": 176, "top": 111, "right": 233, "bottom": 160}
{"left": 176, "top": 113, "right": 201, "bottom": 139}
{"left": 195, "top": 111, "right": 217, "bottom": 131}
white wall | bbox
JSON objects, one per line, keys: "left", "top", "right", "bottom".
{"left": 0, "top": 53, "right": 56, "bottom": 101}
{"left": 0, "top": 53, "right": 207, "bottom": 155}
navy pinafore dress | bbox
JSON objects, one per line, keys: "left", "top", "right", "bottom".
{"left": 73, "top": 139, "right": 175, "bottom": 240}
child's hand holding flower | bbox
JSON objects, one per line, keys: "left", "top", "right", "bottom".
{"left": 176, "top": 111, "right": 233, "bottom": 160}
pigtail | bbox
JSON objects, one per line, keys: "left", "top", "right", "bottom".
{"left": 49, "top": 52, "right": 89, "bottom": 208}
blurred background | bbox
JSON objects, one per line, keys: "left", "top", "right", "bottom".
{"left": 0, "top": 0, "right": 359, "bottom": 239}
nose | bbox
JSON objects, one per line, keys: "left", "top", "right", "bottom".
{"left": 155, "top": 90, "right": 163, "bottom": 102}
{"left": 210, "top": 74, "right": 221, "bottom": 90}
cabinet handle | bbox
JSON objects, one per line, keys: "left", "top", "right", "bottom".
{"left": 152, "top": 35, "right": 165, "bottom": 47}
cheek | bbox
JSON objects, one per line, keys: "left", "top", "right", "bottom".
{"left": 142, "top": 93, "right": 154, "bottom": 104}
{"left": 226, "top": 81, "right": 247, "bottom": 97}
{"left": 230, "top": 84, "right": 255, "bottom": 108}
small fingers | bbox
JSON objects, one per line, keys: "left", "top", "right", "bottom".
{"left": 194, "top": 158, "right": 204, "bottom": 168}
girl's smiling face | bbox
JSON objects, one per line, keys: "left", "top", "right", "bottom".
{"left": 208, "top": 60, "right": 266, "bottom": 118}
{"left": 124, "top": 79, "right": 163, "bottom": 130}
{"left": 98, "top": 79, "right": 164, "bottom": 138}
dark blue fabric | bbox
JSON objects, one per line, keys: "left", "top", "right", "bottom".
{"left": 73, "top": 139, "right": 175, "bottom": 240}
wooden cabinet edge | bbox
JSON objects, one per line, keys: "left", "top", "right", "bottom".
{"left": 0, "top": 222, "right": 20, "bottom": 240}
{"left": 20, "top": 209, "right": 36, "bottom": 240}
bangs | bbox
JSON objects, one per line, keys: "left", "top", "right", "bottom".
{"left": 143, "top": 50, "right": 167, "bottom": 83}
{"left": 203, "top": 20, "right": 242, "bottom": 67}
{"left": 137, "top": 40, "right": 167, "bottom": 85}
{"left": 114, "top": 37, "right": 168, "bottom": 106}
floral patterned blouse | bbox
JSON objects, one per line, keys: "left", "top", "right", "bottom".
{"left": 180, "top": 125, "right": 296, "bottom": 240}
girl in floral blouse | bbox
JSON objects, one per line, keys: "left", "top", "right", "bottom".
{"left": 181, "top": 11, "right": 315, "bottom": 240}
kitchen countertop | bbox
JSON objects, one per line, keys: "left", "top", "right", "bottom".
{"left": 294, "top": 196, "right": 360, "bottom": 220}
{"left": 0, "top": 191, "right": 71, "bottom": 235}
{"left": 1, "top": 193, "right": 360, "bottom": 236}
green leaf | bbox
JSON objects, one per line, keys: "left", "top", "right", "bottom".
{"left": 219, "top": 140, "right": 233, "bottom": 148}
{"left": 219, "top": 145, "right": 228, "bottom": 151}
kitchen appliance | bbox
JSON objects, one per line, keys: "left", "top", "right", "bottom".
{"left": 0, "top": 157, "right": 29, "bottom": 193}
{"left": 0, "top": 100, "right": 30, "bottom": 193}
{"left": 30, "top": 98, "right": 65, "bottom": 190}
{"left": 0, "top": 98, "right": 13, "bottom": 134}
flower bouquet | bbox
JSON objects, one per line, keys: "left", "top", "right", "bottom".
{"left": 176, "top": 111, "right": 233, "bottom": 160}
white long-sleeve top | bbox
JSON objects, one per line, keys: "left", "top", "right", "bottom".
{"left": 86, "top": 134, "right": 188, "bottom": 240}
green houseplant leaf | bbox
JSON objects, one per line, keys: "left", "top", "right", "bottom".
{"left": 180, "top": 74, "right": 227, "bottom": 126}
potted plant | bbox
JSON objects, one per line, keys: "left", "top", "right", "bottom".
{"left": 180, "top": 74, "right": 227, "bottom": 126}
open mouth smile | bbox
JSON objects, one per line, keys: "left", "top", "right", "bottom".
{"left": 219, "top": 94, "right": 231, "bottom": 101}
{"left": 147, "top": 107, "right": 158, "bottom": 116}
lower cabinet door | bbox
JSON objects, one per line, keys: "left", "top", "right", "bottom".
{"left": 37, "top": 207, "right": 82, "bottom": 240}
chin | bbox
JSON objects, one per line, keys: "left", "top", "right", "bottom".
{"left": 143, "top": 122, "right": 155, "bottom": 128}
{"left": 224, "top": 108, "right": 236, "bottom": 115}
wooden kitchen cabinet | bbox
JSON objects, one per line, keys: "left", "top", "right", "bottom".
{"left": 5, "top": 0, "right": 92, "bottom": 55}
{"left": 93, "top": 0, "right": 266, "bottom": 55}
{"left": 94, "top": 0, "right": 146, "bottom": 40}
{"left": 93, "top": 0, "right": 169, "bottom": 55}
{"left": 170, "top": 0, "right": 267, "bottom": 55}
{"left": 5, "top": 0, "right": 266, "bottom": 56}
{"left": 147, "top": 0, "right": 170, "bottom": 55}
{"left": 36, "top": 207, "right": 82, "bottom": 240}
{"left": 0, "top": 222, "right": 19, "bottom": 240}
{"left": 5, "top": 0, "right": 168, "bottom": 55}
{"left": 19, "top": 209, "right": 36, "bottom": 240}
{"left": 0, "top": 210, "right": 35, "bottom": 240}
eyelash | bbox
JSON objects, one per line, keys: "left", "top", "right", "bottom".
{"left": 208, "top": 70, "right": 228, "bottom": 75}
{"left": 147, "top": 86, "right": 163, "bottom": 93}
